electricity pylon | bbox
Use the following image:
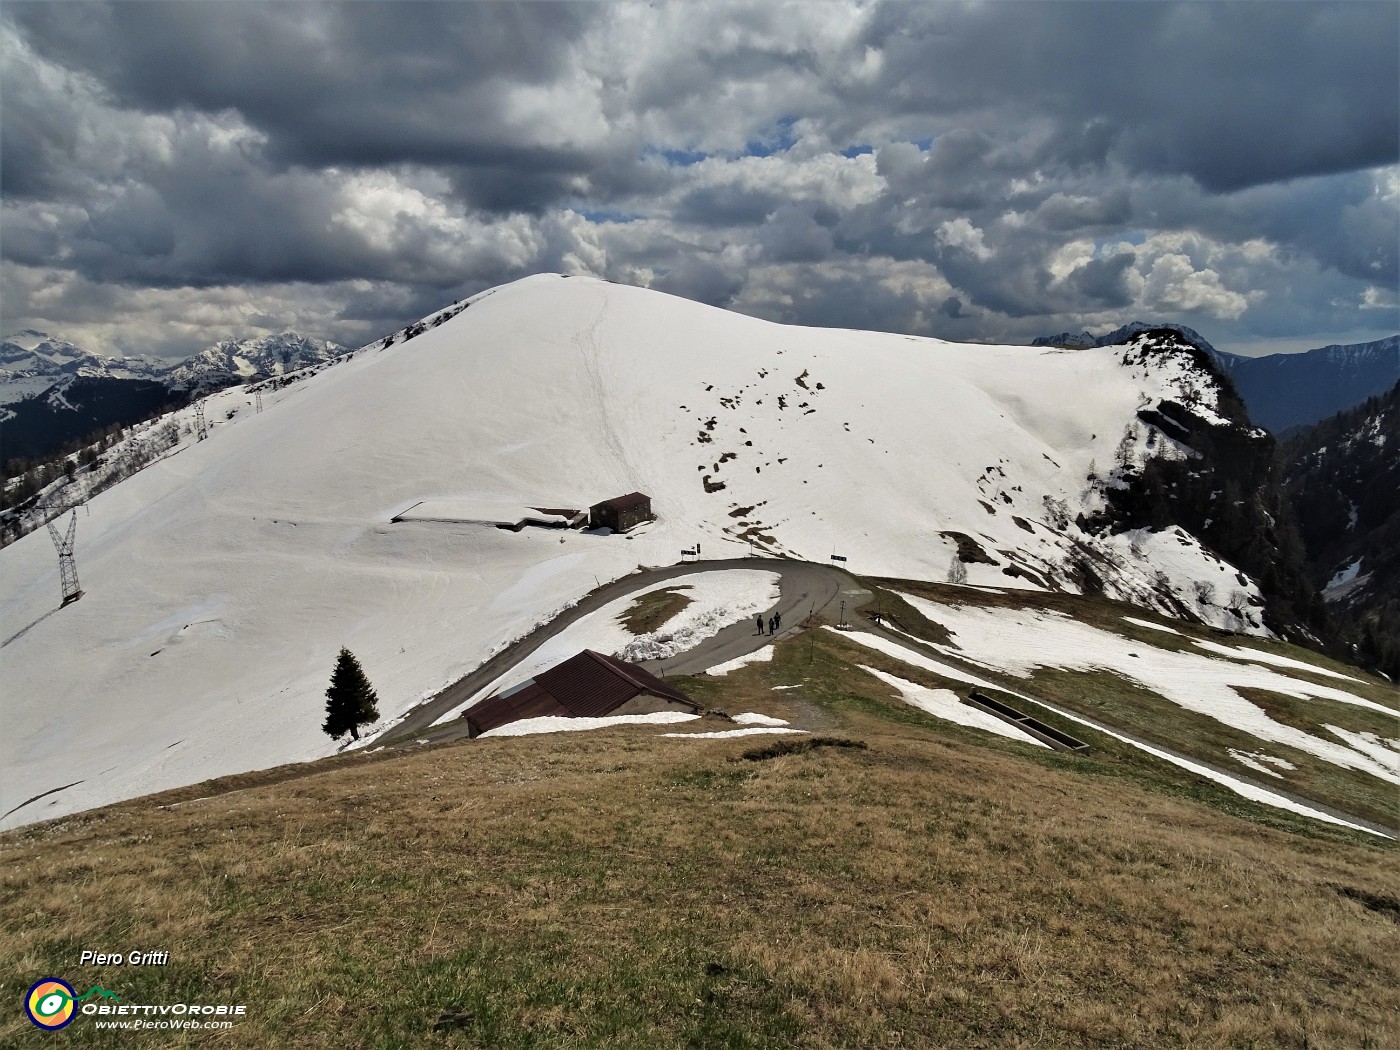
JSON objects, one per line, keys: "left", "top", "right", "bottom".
{"left": 47, "top": 511, "right": 83, "bottom": 605}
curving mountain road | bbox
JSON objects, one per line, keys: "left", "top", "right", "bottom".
{"left": 376, "top": 556, "right": 871, "bottom": 747}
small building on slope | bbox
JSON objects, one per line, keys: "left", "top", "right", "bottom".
{"left": 589, "top": 492, "right": 653, "bottom": 533}
{"left": 463, "top": 649, "right": 696, "bottom": 738}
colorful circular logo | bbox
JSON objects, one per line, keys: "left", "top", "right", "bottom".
{"left": 25, "top": 978, "right": 77, "bottom": 1030}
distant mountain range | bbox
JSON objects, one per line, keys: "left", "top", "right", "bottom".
{"left": 1035, "top": 325, "right": 1399, "bottom": 434}
{"left": 1, "top": 330, "right": 345, "bottom": 464}
{"left": 1213, "top": 337, "right": 1399, "bottom": 434}
{"left": 1, "top": 329, "right": 344, "bottom": 401}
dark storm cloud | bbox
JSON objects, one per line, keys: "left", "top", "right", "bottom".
{"left": 757, "top": 204, "right": 835, "bottom": 264}
{"left": 853, "top": 1, "right": 1398, "bottom": 192}
{"left": 1, "top": 1, "right": 1396, "bottom": 360}
{"left": 6, "top": 1, "right": 606, "bottom": 210}
{"left": 653, "top": 256, "right": 745, "bottom": 308}
{"left": 9, "top": 2, "right": 589, "bottom": 140}
{"left": 1064, "top": 253, "right": 1138, "bottom": 310}
{"left": 1037, "top": 190, "right": 1132, "bottom": 232}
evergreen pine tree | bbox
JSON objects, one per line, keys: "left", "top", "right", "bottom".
{"left": 322, "top": 648, "right": 381, "bottom": 741}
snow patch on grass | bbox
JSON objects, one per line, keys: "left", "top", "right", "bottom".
{"left": 1123, "top": 616, "right": 1182, "bottom": 636}
{"left": 705, "top": 646, "right": 774, "bottom": 676}
{"left": 1324, "top": 727, "right": 1400, "bottom": 778}
{"left": 859, "top": 665, "right": 1049, "bottom": 748}
{"left": 1191, "top": 639, "right": 1362, "bottom": 682}
{"left": 663, "top": 727, "right": 807, "bottom": 739}
{"left": 733, "top": 712, "right": 789, "bottom": 726}
{"left": 897, "top": 594, "right": 1400, "bottom": 784}
{"left": 1227, "top": 749, "right": 1295, "bottom": 779}
{"left": 479, "top": 711, "right": 699, "bottom": 738}
{"left": 615, "top": 572, "right": 780, "bottom": 662}
{"left": 832, "top": 627, "right": 1391, "bottom": 838}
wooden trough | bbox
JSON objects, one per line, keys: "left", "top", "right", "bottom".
{"left": 964, "top": 691, "right": 1091, "bottom": 753}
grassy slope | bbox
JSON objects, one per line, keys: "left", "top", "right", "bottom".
{"left": 873, "top": 579, "right": 1400, "bottom": 832}
{"left": 3, "top": 622, "right": 1399, "bottom": 1049}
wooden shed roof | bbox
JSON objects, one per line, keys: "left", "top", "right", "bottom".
{"left": 590, "top": 491, "right": 650, "bottom": 513}
{"left": 464, "top": 649, "right": 693, "bottom": 736}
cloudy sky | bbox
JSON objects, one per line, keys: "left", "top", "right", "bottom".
{"left": 2, "top": 1, "right": 1397, "bottom": 361}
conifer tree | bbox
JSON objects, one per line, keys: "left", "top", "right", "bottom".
{"left": 322, "top": 648, "right": 381, "bottom": 741}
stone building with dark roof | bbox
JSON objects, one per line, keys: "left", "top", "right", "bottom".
{"left": 589, "top": 492, "right": 653, "bottom": 533}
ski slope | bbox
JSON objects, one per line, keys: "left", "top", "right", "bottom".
{"left": 1, "top": 273, "right": 1265, "bottom": 828}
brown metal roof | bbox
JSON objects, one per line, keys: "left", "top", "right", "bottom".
{"left": 590, "top": 491, "right": 650, "bottom": 513}
{"left": 465, "top": 649, "right": 694, "bottom": 736}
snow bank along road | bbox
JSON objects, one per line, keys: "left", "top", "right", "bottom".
{"left": 377, "top": 557, "right": 868, "bottom": 746}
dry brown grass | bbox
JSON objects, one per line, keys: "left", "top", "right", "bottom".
{"left": 3, "top": 629, "right": 1398, "bottom": 1048}
{"left": 618, "top": 586, "right": 693, "bottom": 635}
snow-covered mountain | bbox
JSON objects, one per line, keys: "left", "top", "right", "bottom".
{"left": 1, "top": 329, "right": 346, "bottom": 401}
{"left": 1034, "top": 325, "right": 1400, "bottom": 434}
{"left": 1034, "top": 321, "right": 1219, "bottom": 356}
{"left": 0, "top": 331, "right": 347, "bottom": 463}
{"left": 0, "top": 275, "right": 1295, "bottom": 827}
{"left": 0, "top": 331, "right": 168, "bottom": 407}
{"left": 160, "top": 331, "right": 346, "bottom": 392}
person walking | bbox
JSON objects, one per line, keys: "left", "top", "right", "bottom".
{"left": 769, "top": 615, "right": 778, "bottom": 636}
{"left": 756, "top": 614, "right": 765, "bottom": 635}
{"left": 774, "top": 611, "right": 782, "bottom": 631}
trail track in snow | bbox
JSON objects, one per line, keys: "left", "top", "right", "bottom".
{"left": 574, "top": 284, "right": 645, "bottom": 494}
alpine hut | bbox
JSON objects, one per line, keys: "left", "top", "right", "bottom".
{"left": 589, "top": 492, "right": 653, "bottom": 533}
{"left": 463, "top": 649, "right": 697, "bottom": 737}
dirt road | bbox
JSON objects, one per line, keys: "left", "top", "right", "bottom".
{"left": 376, "top": 557, "right": 870, "bottom": 746}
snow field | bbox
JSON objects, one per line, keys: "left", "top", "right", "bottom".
{"left": 1190, "top": 639, "right": 1361, "bottom": 682}
{"left": 827, "top": 627, "right": 1391, "bottom": 838}
{"left": 897, "top": 593, "right": 1400, "bottom": 784}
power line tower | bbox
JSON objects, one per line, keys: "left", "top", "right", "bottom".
{"left": 195, "top": 401, "right": 208, "bottom": 441}
{"left": 47, "top": 511, "right": 83, "bottom": 606}
{"left": 254, "top": 390, "right": 263, "bottom": 413}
